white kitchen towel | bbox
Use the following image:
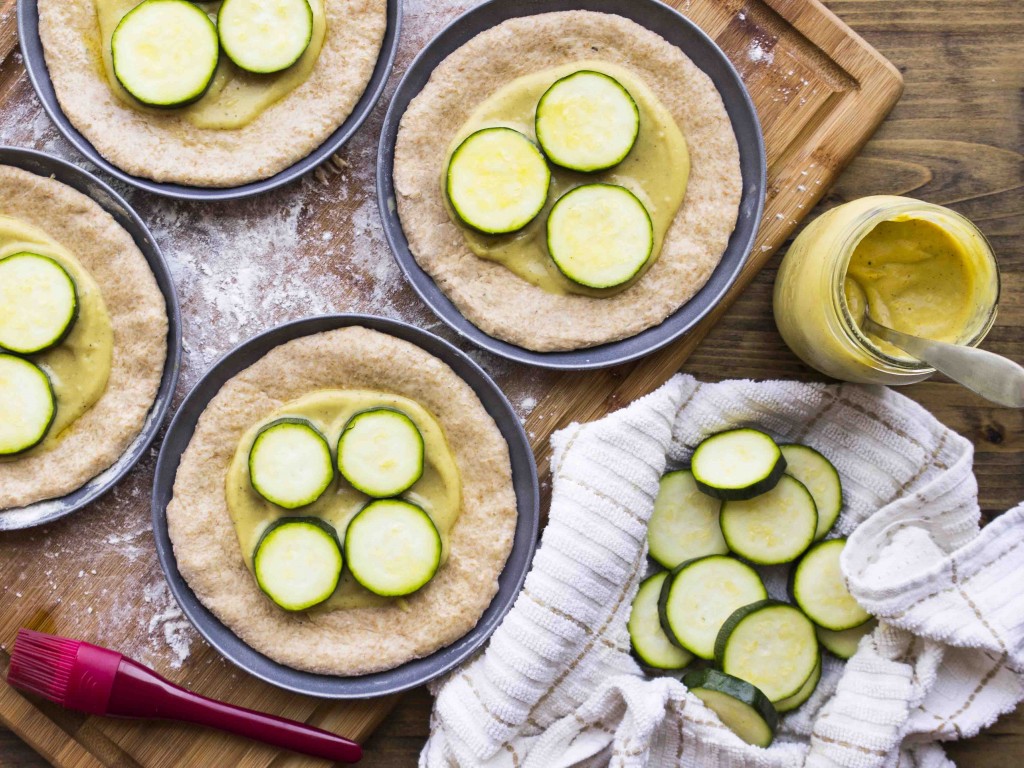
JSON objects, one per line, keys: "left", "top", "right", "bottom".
{"left": 421, "top": 375, "right": 1024, "bottom": 768}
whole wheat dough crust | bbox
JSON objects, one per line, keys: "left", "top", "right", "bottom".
{"left": 394, "top": 11, "right": 743, "bottom": 351}
{"left": 37, "top": 0, "right": 387, "bottom": 187}
{"left": 165, "top": 327, "right": 518, "bottom": 676}
{"left": 0, "top": 166, "right": 168, "bottom": 510}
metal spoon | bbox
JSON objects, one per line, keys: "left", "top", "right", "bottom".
{"left": 861, "top": 312, "right": 1024, "bottom": 408}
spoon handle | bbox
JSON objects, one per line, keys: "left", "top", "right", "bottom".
{"left": 863, "top": 316, "right": 1024, "bottom": 408}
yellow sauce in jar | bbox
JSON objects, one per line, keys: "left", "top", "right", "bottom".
{"left": 773, "top": 196, "right": 999, "bottom": 385}
{"left": 843, "top": 217, "right": 978, "bottom": 357}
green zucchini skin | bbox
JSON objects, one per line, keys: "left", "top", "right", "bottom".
{"left": 218, "top": 0, "right": 314, "bottom": 75}
{"left": 628, "top": 571, "right": 694, "bottom": 670}
{"left": 713, "top": 599, "right": 771, "bottom": 666}
{"left": 774, "top": 658, "right": 821, "bottom": 713}
{"left": 719, "top": 475, "right": 818, "bottom": 565}
{"left": 691, "top": 428, "right": 787, "bottom": 501}
{"left": 248, "top": 417, "right": 335, "bottom": 509}
{"left": 647, "top": 469, "right": 728, "bottom": 569}
{"left": 714, "top": 599, "right": 819, "bottom": 702}
{"left": 657, "top": 561, "right": 688, "bottom": 650}
{"left": 780, "top": 443, "right": 843, "bottom": 540}
{"left": 546, "top": 183, "right": 654, "bottom": 290}
{"left": 534, "top": 70, "right": 640, "bottom": 173}
{"left": 657, "top": 555, "right": 767, "bottom": 660}
{"left": 344, "top": 499, "right": 442, "bottom": 597}
{"left": 683, "top": 668, "right": 778, "bottom": 747}
{"left": 111, "top": 0, "right": 220, "bottom": 108}
{"left": 253, "top": 517, "right": 343, "bottom": 611}
{"left": 0, "top": 253, "right": 79, "bottom": 355}
{"left": 0, "top": 354, "right": 56, "bottom": 456}
{"left": 337, "top": 406, "right": 425, "bottom": 498}
{"left": 790, "top": 538, "right": 871, "bottom": 631}
{"left": 817, "top": 619, "right": 877, "bottom": 659}
{"left": 446, "top": 127, "right": 551, "bottom": 235}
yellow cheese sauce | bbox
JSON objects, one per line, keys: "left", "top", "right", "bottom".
{"left": 443, "top": 60, "right": 690, "bottom": 297}
{"left": 225, "top": 390, "right": 462, "bottom": 612}
{"left": 94, "top": 0, "right": 327, "bottom": 130}
{"left": 773, "top": 195, "right": 999, "bottom": 384}
{"left": 844, "top": 217, "right": 978, "bottom": 357}
{"left": 0, "top": 216, "right": 113, "bottom": 457}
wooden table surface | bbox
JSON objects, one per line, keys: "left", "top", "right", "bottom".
{"left": 2, "top": 0, "right": 1022, "bottom": 765}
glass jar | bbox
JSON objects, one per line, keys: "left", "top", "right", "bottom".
{"left": 773, "top": 195, "right": 1000, "bottom": 385}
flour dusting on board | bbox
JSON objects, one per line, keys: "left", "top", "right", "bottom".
{"left": 748, "top": 40, "right": 775, "bottom": 66}
{"left": 0, "top": 0, "right": 547, "bottom": 671}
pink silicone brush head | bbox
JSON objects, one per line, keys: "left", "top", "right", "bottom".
{"left": 6, "top": 628, "right": 122, "bottom": 715}
{"left": 6, "top": 629, "right": 361, "bottom": 762}
{"left": 6, "top": 629, "right": 80, "bottom": 705}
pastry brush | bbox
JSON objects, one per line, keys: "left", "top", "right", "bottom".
{"left": 5, "top": 628, "right": 362, "bottom": 763}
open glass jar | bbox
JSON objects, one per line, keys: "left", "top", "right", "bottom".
{"left": 773, "top": 195, "right": 1000, "bottom": 385}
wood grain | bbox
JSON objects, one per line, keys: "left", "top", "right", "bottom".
{"left": 1, "top": 0, "right": 1021, "bottom": 766}
{"left": 358, "top": 3, "right": 1024, "bottom": 765}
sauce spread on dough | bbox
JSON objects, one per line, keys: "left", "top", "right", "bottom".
{"left": 225, "top": 390, "right": 462, "bottom": 612}
{"left": 94, "top": 0, "right": 327, "bottom": 130}
{"left": 443, "top": 60, "right": 690, "bottom": 297}
{"left": 0, "top": 216, "right": 113, "bottom": 456}
{"left": 844, "top": 217, "right": 978, "bottom": 355}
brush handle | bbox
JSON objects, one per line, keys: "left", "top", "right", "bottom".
{"left": 108, "top": 658, "right": 362, "bottom": 763}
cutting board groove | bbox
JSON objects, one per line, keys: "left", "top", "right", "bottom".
{"left": 0, "top": 0, "right": 901, "bottom": 765}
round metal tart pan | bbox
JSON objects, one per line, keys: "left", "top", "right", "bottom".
{"left": 17, "top": 0, "right": 401, "bottom": 201}
{"left": 151, "top": 314, "right": 540, "bottom": 698}
{"left": 377, "top": 0, "right": 766, "bottom": 370}
{"left": 0, "top": 146, "right": 182, "bottom": 531}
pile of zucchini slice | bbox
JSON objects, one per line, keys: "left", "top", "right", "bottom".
{"left": 248, "top": 407, "right": 444, "bottom": 611}
{"left": 628, "top": 428, "right": 875, "bottom": 747}
{"left": 0, "top": 252, "right": 80, "bottom": 455}
{"left": 111, "top": 0, "right": 315, "bottom": 108}
{"left": 446, "top": 70, "right": 655, "bottom": 290}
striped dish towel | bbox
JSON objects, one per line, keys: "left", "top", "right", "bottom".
{"left": 422, "top": 375, "right": 1024, "bottom": 767}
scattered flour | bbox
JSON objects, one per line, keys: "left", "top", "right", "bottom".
{"left": 748, "top": 40, "right": 775, "bottom": 66}
{"left": 0, "top": 0, "right": 548, "bottom": 671}
{"left": 141, "top": 580, "right": 193, "bottom": 669}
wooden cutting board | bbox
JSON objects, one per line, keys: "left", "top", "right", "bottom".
{"left": 0, "top": 0, "right": 902, "bottom": 765}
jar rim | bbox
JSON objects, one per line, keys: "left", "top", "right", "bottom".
{"left": 827, "top": 198, "right": 1002, "bottom": 373}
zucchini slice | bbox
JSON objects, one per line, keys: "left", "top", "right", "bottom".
{"left": 683, "top": 669, "right": 777, "bottom": 748}
{"left": 253, "top": 517, "right": 343, "bottom": 611}
{"left": 715, "top": 600, "right": 820, "bottom": 703}
{"left": 691, "top": 429, "right": 786, "bottom": 501}
{"left": 780, "top": 444, "right": 843, "bottom": 540}
{"left": 647, "top": 470, "right": 728, "bottom": 569}
{"left": 791, "top": 539, "right": 871, "bottom": 631}
{"left": 817, "top": 619, "right": 877, "bottom": 660}
{"left": 345, "top": 499, "right": 442, "bottom": 596}
{"left": 446, "top": 128, "right": 551, "bottom": 234}
{"left": 547, "top": 183, "right": 653, "bottom": 289}
{"left": 628, "top": 572, "right": 693, "bottom": 670}
{"left": 218, "top": 0, "right": 314, "bottom": 74}
{"left": 337, "top": 408, "right": 424, "bottom": 498}
{"left": 112, "top": 0, "right": 220, "bottom": 107}
{"left": 0, "top": 253, "right": 78, "bottom": 355}
{"left": 534, "top": 70, "right": 640, "bottom": 173}
{"left": 775, "top": 658, "right": 821, "bottom": 714}
{"left": 719, "top": 475, "right": 818, "bottom": 565}
{"left": 0, "top": 355, "right": 56, "bottom": 456}
{"left": 658, "top": 555, "right": 767, "bottom": 660}
{"left": 248, "top": 418, "right": 334, "bottom": 509}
